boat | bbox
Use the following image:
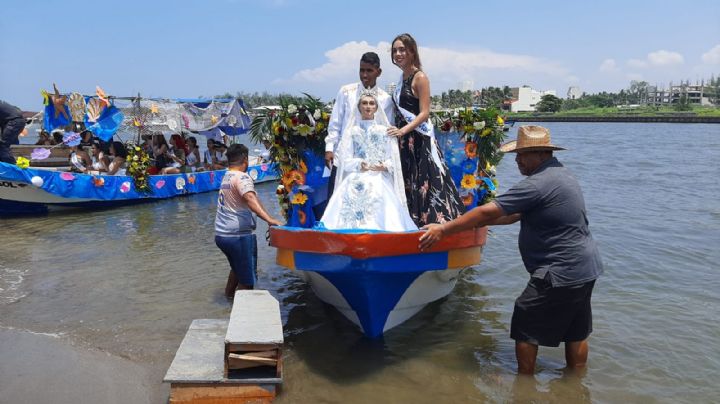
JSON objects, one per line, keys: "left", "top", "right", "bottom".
{"left": 0, "top": 160, "right": 278, "bottom": 216}
{"left": 269, "top": 225, "right": 487, "bottom": 338}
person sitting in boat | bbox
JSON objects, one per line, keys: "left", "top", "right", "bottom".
{"left": 152, "top": 134, "right": 171, "bottom": 173}
{"left": 35, "top": 130, "right": 53, "bottom": 146}
{"left": 69, "top": 143, "right": 92, "bottom": 173}
{"left": 79, "top": 130, "right": 94, "bottom": 147}
{"left": 161, "top": 134, "right": 187, "bottom": 175}
{"left": 51, "top": 129, "right": 65, "bottom": 147}
{"left": 211, "top": 141, "right": 229, "bottom": 170}
{"left": 320, "top": 91, "right": 417, "bottom": 232}
{"left": 107, "top": 141, "right": 127, "bottom": 176}
{"left": 90, "top": 140, "right": 110, "bottom": 173}
{"left": 185, "top": 136, "right": 201, "bottom": 172}
{"left": 202, "top": 138, "right": 215, "bottom": 171}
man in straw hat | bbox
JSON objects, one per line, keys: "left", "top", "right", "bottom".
{"left": 419, "top": 125, "right": 603, "bottom": 375}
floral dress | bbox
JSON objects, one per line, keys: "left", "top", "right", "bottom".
{"left": 396, "top": 71, "right": 465, "bottom": 226}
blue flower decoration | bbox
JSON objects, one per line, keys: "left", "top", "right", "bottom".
{"left": 461, "top": 158, "right": 477, "bottom": 174}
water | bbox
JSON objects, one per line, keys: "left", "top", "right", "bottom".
{"left": 1, "top": 123, "right": 719, "bottom": 403}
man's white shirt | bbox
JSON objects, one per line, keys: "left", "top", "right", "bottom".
{"left": 325, "top": 83, "right": 395, "bottom": 166}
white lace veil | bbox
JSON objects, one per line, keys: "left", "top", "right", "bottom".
{"left": 334, "top": 90, "right": 408, "bottom": 208}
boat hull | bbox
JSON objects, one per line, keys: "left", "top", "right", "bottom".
{"left": 0, "top": 161, "right": 278, "bottom": 216}
{"left": 270, "top": 227, "right": 487, "bottom": 337}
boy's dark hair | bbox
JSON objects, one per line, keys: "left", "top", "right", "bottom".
{"left": 227, "top": 143, "right": 249, "bottom": 165}
{"left": 360, "top": 52, "right": 381, "bottom": 68}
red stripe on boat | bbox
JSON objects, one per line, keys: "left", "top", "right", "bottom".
{"left": 269, "top": 227, "right": 487, "bottom": 259}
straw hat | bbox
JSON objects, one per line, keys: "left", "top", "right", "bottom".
{"left": 500, "top": 125, "right": 566, "bottom": 153}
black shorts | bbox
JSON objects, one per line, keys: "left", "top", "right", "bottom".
{"left": 510, "top": 275, "right": 595, "bottom": 347}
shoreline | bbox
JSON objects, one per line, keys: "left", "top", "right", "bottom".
{"left": 0, "top": 327, "right": 168, "bottom": 404}
{"left": 506, "top": 115, "right": 720, "bottom": 123}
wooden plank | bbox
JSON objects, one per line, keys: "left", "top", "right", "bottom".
{"left": 226, "top": 343, "right": 280, "bottom": 353}
{"left": 240, "top": 350, "right": 277, "bottom": 359}
{"left": 228, "top": 354, "right": 277, "bottom": 369}
{"left": 225, "top": 290, "right": 283, "bottom": 347}
{"left": 169, "top": 383, "right": 276, "bottom": 404}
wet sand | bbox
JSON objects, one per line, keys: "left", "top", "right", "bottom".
{"left": 0, "top": 328, "right": 168, "bottom": 404}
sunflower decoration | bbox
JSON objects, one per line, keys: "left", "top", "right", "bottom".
{"left": 125, "top": 144, "right": 151, "bottom": 194}
{"left": 249, "top": 94, "right": 331, "bottom": 221}
{"left": 460, "top": 174, "right": 477, "bottom": 189}
{"left": 291, "top": 192, "right": 308, "bottom": 205}
{"left": 432, "top": 107, "right": 506, "bottom": 206}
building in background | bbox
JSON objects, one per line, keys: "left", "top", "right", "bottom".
{"left": 567, "top": 86, "right": 582, "bottom": 100}
{"left": 647, "top": 80, "right": 716, "bottom": 106}
{"left": 509, "top": 86, "right": 557, "bottom": 112}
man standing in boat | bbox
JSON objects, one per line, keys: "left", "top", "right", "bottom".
{"left": 0, "top": 100, "right": 27, "bottom": 164}
{"left": 324, "top": 52, "right": 395, "bottom": 200}
{"left": 419, "top": 126, "right": 603, "bottom": 375}
{"left": 215, "top": 144, "right": 283, "bottom": 299}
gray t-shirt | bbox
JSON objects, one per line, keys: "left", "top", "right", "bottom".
{"left": 215, "top": 170, "right": 257, "bottom": 236}
{"left": 493, "top": 157, "right": 603, "bottom": 286}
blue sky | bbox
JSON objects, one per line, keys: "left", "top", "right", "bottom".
{"left": 2, "top": 0, "right": 719, "bottom": 110}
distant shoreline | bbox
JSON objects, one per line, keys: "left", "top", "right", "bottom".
{"left": 507, "top": 115, "right": 720, "bottom": 123}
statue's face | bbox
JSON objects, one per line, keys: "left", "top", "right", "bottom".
{"left": 358, "top": 96, "right": 378, "bottom": 120}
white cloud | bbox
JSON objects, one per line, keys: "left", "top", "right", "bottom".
{"left": 701, "top": 44, "right": 720, "bottom": 64}
{"left": 647, "top": 50, "right": 684, "bottom": 66}
{"left": 599, "top": 59, "right": 619, "bottom": 72}
{"left": 275, "top": 41, "right": 570, "bottom": 93}
{"left": 626, "top": 50, "right": 684, "bottom": 69}
{"left": 627, "top": 59, "right": 648, "bottom": 69}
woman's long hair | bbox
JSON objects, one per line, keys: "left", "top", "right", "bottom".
{"left": 391, "top": 33, "right": 421, "bottom": 69}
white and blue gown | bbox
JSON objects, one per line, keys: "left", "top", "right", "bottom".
{"left": 320, "top": 120, "right": 417, "bottom": 232}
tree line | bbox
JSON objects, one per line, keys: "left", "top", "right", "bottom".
{"left": 214, "top": 77, "right": 719, "bottom": 113}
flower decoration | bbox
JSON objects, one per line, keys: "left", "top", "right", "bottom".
{"left": 291, "top": 192, "right": 308, "bottom": 205}
{"left": 16, "top": 156, "right": 30, "bottom": 169}
{"left": 432, "top": 107, "right": 506, "bottom": 206}
{"left": 465, "top": 142, "right": 478, "bottom": 159}
{"left": 126, "top": 143, "right": 151, "bottom": 194}
{"left": 297, "top": 210, "right": 307, "bottom": 225}
{"left": 249, "top": 93, "right": 330, "bottom": 220}
{"left": 460, "top": 174, "right": 477, "bottom": 189}
{"left": 461, "top": 158, "right": 477, "bottom": 174}
{"left": 93, "top": 176, "right": 105, "bottom": 187}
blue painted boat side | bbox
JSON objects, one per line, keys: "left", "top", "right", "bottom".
{"left": 293, "top": 251, "right": 451, "bottom": 338}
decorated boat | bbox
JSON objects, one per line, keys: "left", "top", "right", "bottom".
{"left": 0, "top": 86, "right": 280, "bottom": 215}
{"left": 0, "top": 161, "right": 278, "bottom": 216}
{"left": 251, "top": 97, "right": 507, "bottom": 337}
{"left": 270, "top": 226, "right": 487, "bottom": 337}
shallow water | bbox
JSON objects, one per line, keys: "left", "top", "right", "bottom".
{"left": 1, "top": 123, "right": 719, "bottom": 403}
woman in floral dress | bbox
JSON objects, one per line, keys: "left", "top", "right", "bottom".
{"left": 387, "top": 33, "right": 464, "bottom": 226}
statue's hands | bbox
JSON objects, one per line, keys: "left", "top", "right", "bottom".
{"left": 368, "top": 163, "right": 386, "bottom": 171}
{"left": 324, "top": 151, "right": 334, "bottom": 168}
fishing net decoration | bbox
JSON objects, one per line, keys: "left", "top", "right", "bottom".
{"left": 119, "top": 99, "right": 251, "bottom": 139}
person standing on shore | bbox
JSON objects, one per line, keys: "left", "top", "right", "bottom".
{"left": 419, "top": 126, "right": 603, "bottom": 375}
{"left": 0, "top": 100, "right": 27, "bottom": 164}
{"left": 215, "top": 144, "right": 283, "bottom": 299}
{"left": 325, "top": 52, "right": 395, "bottom": 200}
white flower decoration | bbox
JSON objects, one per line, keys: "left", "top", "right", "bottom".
{"left": 287, "top": 104, "right": 298, "bottom": 114}
{"left": 473, "top": 121, "right": 486, "bottom": 130}
{"left": 313, "top": 110, "right": 321, "bottom": 120}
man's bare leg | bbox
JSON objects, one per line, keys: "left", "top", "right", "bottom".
{"left": 515, "top": 341, "right": 539, "bottom": 375}
{"left": 225, "top": 270, "right": 238, "bottom": 299}
{"left": 565, "top": 339, "right": 589, "bottom": 370}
